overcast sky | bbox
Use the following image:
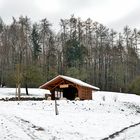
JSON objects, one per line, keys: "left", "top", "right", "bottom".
{"left": 0, "top": 0, "right": 140, "bottom": 31}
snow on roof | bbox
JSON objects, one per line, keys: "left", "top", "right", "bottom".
{"left": 40, "top": 75, "right": 100, "bottom": 90}
{"left": 60, "top": 75, "right": 100, "bottom": 90}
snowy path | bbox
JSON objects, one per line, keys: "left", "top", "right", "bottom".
{"left": 102, "top": 121, "right": 140, "bottom": 140}
{"left": 113, "top": 123, "right": 140, "bottom": 140}
{"left": 0, "top": 114, "right": 47, "bottom": 140}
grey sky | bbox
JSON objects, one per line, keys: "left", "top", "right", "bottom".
{"left": 0, "top": 0, "right": 140, "bottom": 31}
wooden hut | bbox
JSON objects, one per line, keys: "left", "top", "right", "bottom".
{"left": 39, "top": 75, "right": 100, "bottom": 100}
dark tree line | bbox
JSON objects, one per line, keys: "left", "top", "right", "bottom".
{"left": 0, "top": 15, "right": 140, "bottom": 93}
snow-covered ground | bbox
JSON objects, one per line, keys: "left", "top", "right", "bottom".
{"left": 0, "top": 88, "right": 50, "bottom": 99}
{"left": 0, "top": 88, "right": 140, "bottom": 140}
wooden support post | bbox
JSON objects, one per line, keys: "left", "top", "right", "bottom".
{"left": 55, "top": 97, "right": 59, "bottom": 115}
{"left": 51, "top": 90, "right": 55, "bottom": 100}
{"left": 51, "top": 89, "right": 59, "bottom": 115}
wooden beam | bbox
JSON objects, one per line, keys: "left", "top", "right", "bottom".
{"left": 49, "top": 80, "right": 65, "bottom": 91}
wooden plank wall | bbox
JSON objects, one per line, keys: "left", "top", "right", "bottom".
{"left": 78, "top": 86, "right": 92, "bottom": 100}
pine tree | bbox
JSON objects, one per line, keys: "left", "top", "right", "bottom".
{"left": 31, "top": 24, "right": 41, "bottom": 63}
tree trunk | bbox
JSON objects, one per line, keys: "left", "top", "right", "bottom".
{"left": 25, "top": 83, "right": 28, "bottom": 95}
{"left": 18, "top": 83, "right": 21, "bottom": 100}
{"left": 15, "top": 84, "right": 18, "bottom": 97}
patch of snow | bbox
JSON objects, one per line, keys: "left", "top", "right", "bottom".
{"left": 0, "top": 89, "right": 139, "bottom": 139}
{"left": 93, "top": 91, "right": 140, "bottom": 104}
{"left": 0, "top": 88, "right": 50, "bottom": 99}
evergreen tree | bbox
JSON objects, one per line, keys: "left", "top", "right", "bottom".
{"left": 31, "top": 24, "right": 41, "bottom": 63}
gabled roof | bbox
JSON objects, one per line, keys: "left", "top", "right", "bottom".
{"left": 39, "top": 75, "right": 100, "bottom": 90}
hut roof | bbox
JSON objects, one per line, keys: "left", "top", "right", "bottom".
{"left": 40, "top": 75, "right": 100, "bottom": 90}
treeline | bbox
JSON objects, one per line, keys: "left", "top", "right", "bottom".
{"left": 0, "top": 15, "right": 140, "bottom": 92}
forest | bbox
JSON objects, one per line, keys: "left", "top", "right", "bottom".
{"left": 0, "top": 15, "right": 140, "bottom": 94}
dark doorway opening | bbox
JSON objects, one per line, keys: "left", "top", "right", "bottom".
{"left": 63, "top": 86, "right": 78, "bottom": 100}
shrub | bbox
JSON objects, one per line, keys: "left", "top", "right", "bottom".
{"left": 129, "top": 76, "right": 140, "bottom": 95}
